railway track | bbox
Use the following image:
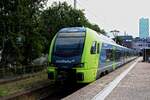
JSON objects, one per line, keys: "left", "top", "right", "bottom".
{"left": 1, "top": 82, "right": 86, "bottom": 100}
{"left": 1, "top": 59, "right": 139, "bottom": 100}
{"left": 0, "top": 72, "right": 39, "bottom": 84}
{"left": 0, "top": 67, "right": 46, "bottom": 84}
{"left": 42, "top": 83, "right": 86, "bottom": 100}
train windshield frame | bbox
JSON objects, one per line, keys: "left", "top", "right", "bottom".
{"left": 53, "top": 32, "right": 85, "bottom": 57}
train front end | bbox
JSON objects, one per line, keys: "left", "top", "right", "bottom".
{"left": 48, "top": 27, "right": 87, "bottom": 83}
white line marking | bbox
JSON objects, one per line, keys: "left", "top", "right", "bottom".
{"left": 92, "top": 58, "right": 140, "bottom": 100}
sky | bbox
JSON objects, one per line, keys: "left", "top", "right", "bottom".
{"left": 47, "top": 0, "right": 150, "bottom": 38}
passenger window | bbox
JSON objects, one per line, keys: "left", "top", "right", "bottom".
{"left": 106, "top": 49, "right": 113, "bottom": 61}
{"left": 97, "top": 43, "right": 100, "bottom": 53}
{"left": 91, "top": 41, "right": 97, "bottom": 54}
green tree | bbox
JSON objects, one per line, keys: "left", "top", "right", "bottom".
{"left": 40, "top": 2, "right": 106, "bottom": 53}
{"left": 115, "top": 36, "right": 123, "bottom": 45}
{"left": 0, "top": 1, "right": 106, "bottom": 65}
{"left": 0, "top": 0, "right": 47, "bottom": 65}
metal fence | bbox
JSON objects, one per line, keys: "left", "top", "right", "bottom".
{"left": 0, "top": 65, "right": 47, "bottom": 79}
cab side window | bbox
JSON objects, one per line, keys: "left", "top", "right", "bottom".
{"left": 91, "top": 41, "right": 97, "bottom": 54}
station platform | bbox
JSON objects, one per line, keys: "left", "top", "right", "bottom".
{"left": 105, "top": 59, "right": 150, "bottom": 100}
{"left": 63, "top": 58, "right": 150, "bottom": 100}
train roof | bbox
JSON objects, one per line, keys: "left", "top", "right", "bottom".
{"left": 59, "top": 27, "right": 86, "bottom": 33}
{"left": 99, "top": 33, "right": 130, "bottom": 50}
{"left": 86, "top": 27, "right": 130, "bottom": 50}
{"left": 58, "top": 27, "right": 133, "bottom": 51}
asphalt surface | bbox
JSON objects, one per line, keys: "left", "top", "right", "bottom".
{"left": 106, "top": 61, "right": 150, "bottom": 100}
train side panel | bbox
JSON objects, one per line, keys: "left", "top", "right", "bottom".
{"left": 47, "top": 35, "right": 57, "bottom": 81}
{"left": 75, "top": 28, "right": 100, "bottom": 83}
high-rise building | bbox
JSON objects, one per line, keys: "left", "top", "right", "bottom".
{"left": 139, "top": 18, "right": 149, "bottom": 39}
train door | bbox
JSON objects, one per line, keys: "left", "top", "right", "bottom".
{"left": 99, "top": 43, "right": 114, "bottom": 72}
{"left": 105, "top": 44, "right": 113, "bottom": 68}
{"left": 99, "top": 43, "right": 106, "bottom": 72}
{"left": 90, "top": 41, "right": 99, "bottom": 68}
{"left": 97, "top": 42, "right": 100, "bottom": 64}
{"left": 112, "top": 46, "right": 116, "bottom": 70}
{"left": 115, "top": 46, "right": 121, "bottom": 66}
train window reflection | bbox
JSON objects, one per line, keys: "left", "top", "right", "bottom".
{"left": 91, "top": 41, "right": 97, "bottom": 54}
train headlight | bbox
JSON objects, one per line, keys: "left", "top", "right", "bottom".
{"left": 76, "top": 63, "right": 84, "bottom": 67}
{"left": 48, "top": 62, "right": 56, "bottom": 67}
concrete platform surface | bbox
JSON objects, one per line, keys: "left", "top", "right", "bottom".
{"left": 106, "top": 61, "right": 150, "bottom": 100}
{"left": 63, "top": 58, "right": 141, "bottom": 100}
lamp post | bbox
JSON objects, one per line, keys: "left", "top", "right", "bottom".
{"left": 74, "top": 0, "right": 77, "bottom": 9}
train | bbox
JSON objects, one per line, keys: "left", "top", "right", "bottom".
{"left": 47, "top": 27, "right": 138, "bottom": 83}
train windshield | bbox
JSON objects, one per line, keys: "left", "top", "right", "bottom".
{"left": 53, "top": 32, "right": 85, "bottom": 57}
